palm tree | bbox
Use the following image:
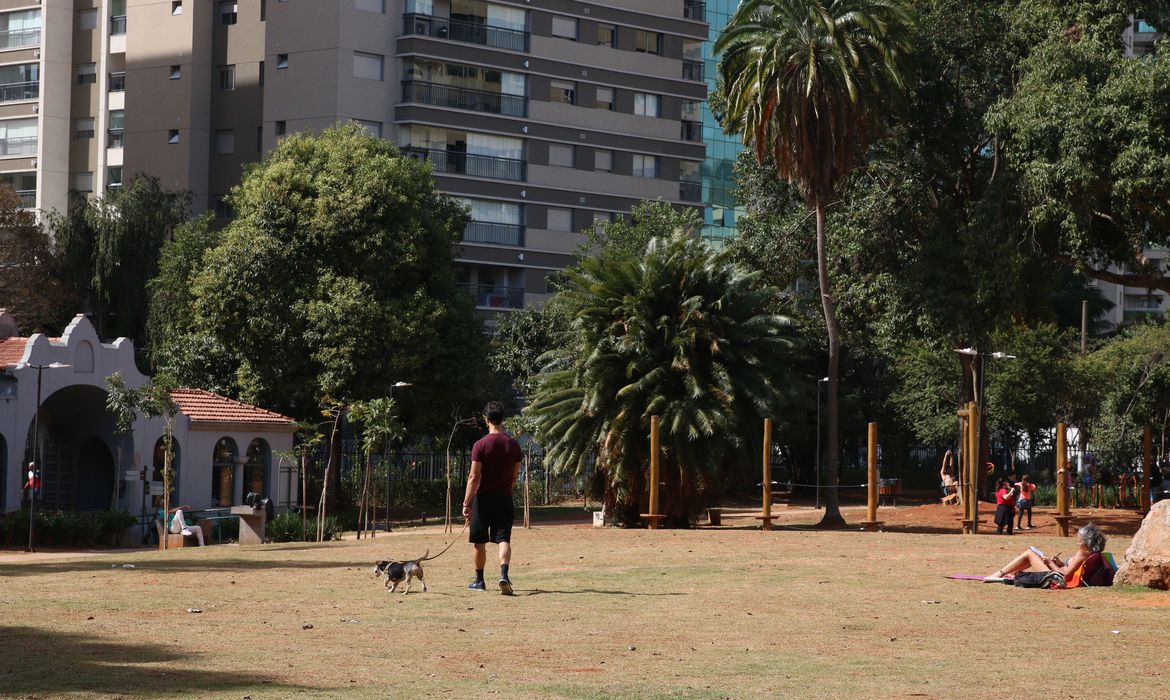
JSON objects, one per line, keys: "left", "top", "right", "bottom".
{"left": 526, "top": 231, "right": 800, "bottom": 526}
{"left": 716, "top": 0, "right": 913, "bottom": 525}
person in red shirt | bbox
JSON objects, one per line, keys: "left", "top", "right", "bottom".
{"left": 1015, "top": 474, "right": 1037, "bottom": 530}
{"left": 994, "top": 478, "right": 1017, "bottom": 535}
{"left": 462, "top": 401, "right": 522, "bottom": 595}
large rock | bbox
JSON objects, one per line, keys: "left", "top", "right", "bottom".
{"left": 1114, "top": 500, "right": 1170, "bottom": 589}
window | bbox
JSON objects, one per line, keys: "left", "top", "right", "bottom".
{"left": 276, "top": 54, "right": 288, "bottom": 69}
{"left": 260, "top": 0, "right": 267, "bottom": 21}
{"left": 357, "top": 120, "right": 382, "bottom": 138}
{"left": 634, "top": 92, "right": 660, "bottom": 117}
{"left": 212, "top": 437, "right": 237, "bottom": 505}
{"left": 218, "top": 64, "right": 235, "bottom": 90}
{"left": 168, "top": 129, "right": 180, "bottom": 144}
{"left": 550, "top": 79, "right": 576, "bottom": 105}
{"left": 219, "top": 1, "right": 237, "bottom": 25}
{"left": 597, "top": 23, "right": 616, "bottom": 47}
{"left": 258, "top": 61, "right": 264, "bottom": 87}
{"left": 634, "top": 30, "right": 662, "bottom": 55}
{"left": 170, "top": 65, "right": 181, "bottom": 80}
{"left": 353, "top": 52, "right": 384, "bottom": 81}
{"left": 0, "top": 10, "right": 41, "bottom": 51}
{"left": 0, "top": 118, "right": 38, "bottom": 157}
{"left": 594, "top": 149, "right": 612, "bottom": 172}
{"left": 551, "top": 16, "right": 577, "bottom": 40}
{"left": 632, "top": 154, "right": 657, "bottom": 178}
{"left": 74, "top": 118, "right": 95, "bottom": 139}
{"left": 172, "top": 1, "right": 183, "bottom": 15}
{"left": 77, "top": 63, "right": 97, "bottom": 85}
{"left": 0, "top": 63, "right": 39, "bottom": 102}
{"left": 108, "top": 110, "right": 124, "bottom": 148}
{"left": 109, "top": 72, "right": 126, "bottom": 92}
{"left": 72, "top": 172, "right": 93, "bottom": 193}
{"left": 78, "top": 8, "right": 98, "bottom": 31}
{"left": 215, "top": 197, "right": 235, "bottom": 219}
{"left": 243, "top": 439, "right": 270, "bottom": 502}
{"left": 548, "top": 143, "right": 574, "bottom": 167}
{"left": 110, "top": 0, "right": 126, "bottom": 34}
{"left": 257, "top": 126, "right": 263, "bottom": 150}
{"left": 547, "top": 207, "right": 572, "bottom": 232}
{"left": 355, "top": 0, "right": 386, "bottom": 12}
{"left": 594, "top": 86, "right": 614, "bottom": 111}
{"left": 275, "top": 120, "right": 287, "bottom": 135}
{"left": 107, "top": 166, "right": 123, "bottom": 189}
{"left": 215, "top": 129, "right": 234, "bottom": 154}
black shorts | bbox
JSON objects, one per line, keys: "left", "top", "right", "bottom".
{"left": 469, "top": 491, "right": 514, "bottom": 544}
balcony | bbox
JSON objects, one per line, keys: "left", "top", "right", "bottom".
{"left": 110, "top": 15, "right": 127, "bottom": 35}
{"left": 14, "top": 189, "right": 34, "bottom": 208}
{"left": 679, "top": 181, "right": 702, "bottom": 202}
{"left": 109, "top": 72, "right": 125, "bottom": 92}
{"left": 680, "top": 120, "right": 703, "bottom": 142}
{"left": 684, "top": 0, "right": 706, "bottom": 21}
{"left": 402, "top": 146, "right": 526, "bottom": 181}
{"left": 463, "top": 221, "right": 524, "bottom": 246}
{"left": 458, "top": 282, "right": 524, "bottom": 309}
{"left": 0, "top": 81, "right": 38, "bottom": 102}
{"left": 107, "top": 129, "right": 124, "bottom": 149}
{"left": 0, "top": 136, "right": 37, "bottom": 157}
{"left": 0, "top": 27, "right": 39, "bottom": 50}
{"left": 682, "top": 59, "right": 703, "bottom": 81}
{"left": 402, "top": 80, "right": 527, "bottom": 117}
{"left": 403, "top": 13, "right": 529, "bottom": 52}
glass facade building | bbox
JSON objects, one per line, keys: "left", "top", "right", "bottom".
{"left": 700, "top": 0, "right": 745, "bottom": 246}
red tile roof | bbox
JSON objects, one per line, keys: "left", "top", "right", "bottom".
{"left": 171, "top": 388, "right": 295, "bottom": 427}
{"left": 0, "top": 336, "right": 28, "bottom": 367}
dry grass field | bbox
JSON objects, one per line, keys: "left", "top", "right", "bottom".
{"left": 1, "top": 504, "right": 1168, "bottom": 699}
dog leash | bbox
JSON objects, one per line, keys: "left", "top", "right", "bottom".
{"left": 418, "top": 520, "right": 469, "bottom": 562}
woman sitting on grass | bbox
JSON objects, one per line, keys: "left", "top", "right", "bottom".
{"left": 986, "top": 523, "right": 1105, "bottom": 581}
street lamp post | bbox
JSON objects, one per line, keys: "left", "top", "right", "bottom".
{"left": 384, "top": 381, "right": 411, "bottom": 532}
{"left": 815, "top": 376, "right": 828, "bottom": 510}
{"left": 22, "top": 362, "right": 71, "bottom": 552}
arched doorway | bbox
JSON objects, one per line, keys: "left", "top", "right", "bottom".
{"left": 25, "top": 385, "right": 119, "bottom": 511}
{"left": 152, "top": 437, "right": 182, "bottom": 508}
{"left": 212, "top": 437, "right": 237, "bottom": 507}
{"left": 243, "top": 438, "right": 270, "bottom": 501}
{"left": 0, "top": 432, "right": 7, "bottom": 509}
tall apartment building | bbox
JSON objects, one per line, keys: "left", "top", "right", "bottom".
{"left": 3, "top": 0, "right": 708, "bottom": 315}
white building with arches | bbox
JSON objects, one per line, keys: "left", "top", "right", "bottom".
{"left": 0, "top": 313, "right": 297, "bottom": 522}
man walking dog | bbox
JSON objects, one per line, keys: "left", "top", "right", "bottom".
{"left": 463, "top": 401, "right": 522, "bottom": 595}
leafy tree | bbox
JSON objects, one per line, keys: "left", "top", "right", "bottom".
{"left": 48, "top": 176, "right": 191, "bottom": 342}
{"left": 104, "top": 372, "right": 142, "bottom": 510}
{"left": 988, "top": 1, "right": 1170, "bottom": 292}
{"left": 526, "top": 230, "right": 801, "bottom": 527}
{"left": 579, "top": 199, "right": 700, "bottom": 263}
{"left": 0, "top": 186, "right": 76, "bottom": 332}
{"left": 349, "top": 397, "right": 406, "bottom": 538}
{"left": 488, "top": 305, "right": 569, "bottom": 400}
{"left": 716, "top": 0, "right": 914, "bottom": 525}
{"left": 163, "top": 123, "right": 489, "bottom": 428}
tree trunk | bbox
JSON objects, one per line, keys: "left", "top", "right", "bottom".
{"left": 815, "top": 204, "right": 846, "bottom": 528}
{"left": 300, "top": 452, "right": 308, "bottom": 542}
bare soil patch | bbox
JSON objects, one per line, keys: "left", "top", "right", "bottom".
{"left": 0, "top": 504, "right": 1166, "bottom": 699}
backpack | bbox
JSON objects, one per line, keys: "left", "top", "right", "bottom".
{"left": 1011, "top": 571, "right": 1066, "bottom": 589}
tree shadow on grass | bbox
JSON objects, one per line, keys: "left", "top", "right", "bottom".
{"left": 0, "top": 625, "right": 307, "bottom": 697}
{"left": 0, "top": 557, "right": 372, "bottom": 578}
{"left": 523, "top": 589, "right": 687, "bottom": 597}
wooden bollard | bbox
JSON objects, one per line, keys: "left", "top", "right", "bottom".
{"left": 967, "top": 402, "right": 981, "bottom": 534}
{"left": 1055, "top": 423, "right": 1071, "bottom": 537}
{"left": 756, "top": 418, "right": 776, "bottom": 530}
{"left": 641, "top": 415, "right": 665, "bottom": 529}
{"left": 862, "top": 422, "right": 881, "bottom": 532}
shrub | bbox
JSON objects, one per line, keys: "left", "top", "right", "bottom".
{"left": 266, "top": 512, "right": 306, "bottom": 543}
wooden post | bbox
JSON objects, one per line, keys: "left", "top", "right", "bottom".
{"left": 762, "top": 418, "right": 773, "bottom": 529}
{"left": 524, "top": 446, "right": 531, "bottom": 528}
{"left": 863, "top": 422, "right": 881, "bottom": 531}
{"left": 642, "top": 415, "right": 664, "bottom": 529}
{"left": 1142, "top": 425, "right": 1153, "bottom": 515}
{"left": 1055, "top": 423, "right": 1071, "bottom": 537}
{"left": 968, "top": 401, "right": 981, "bottom": 534}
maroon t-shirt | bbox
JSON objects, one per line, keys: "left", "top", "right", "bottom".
{"left": 471, "top": 431, "right": 522, "bottom": 494}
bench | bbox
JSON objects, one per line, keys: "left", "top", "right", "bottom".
{"left": 154, "top": 518, "right": 205, "bottom": 549}
{"left": 878, "top": 478, "right": 902, "bottom": 507}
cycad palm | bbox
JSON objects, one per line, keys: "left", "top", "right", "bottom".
{"left": 527, "top": 232, "right": 799, "bottom": 526}
{"left": 716, "top": 0, "right": 913, "bottom": 525}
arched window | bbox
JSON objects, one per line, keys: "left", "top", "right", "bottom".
{"left": 152, "top": 437, "right": 181, "bottom": 507}
{"left": 212, "top": 437, "right": 237, "bottom": 507}
{"left": 243, "top": 438, "right": 270, "bottom": 500}
{"left": 0, "top": 432, "right": 7, "bottom": 508}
